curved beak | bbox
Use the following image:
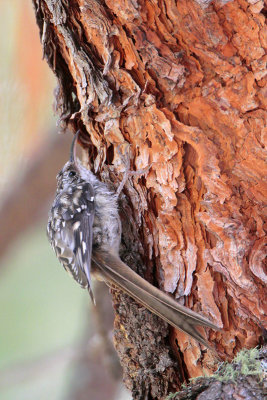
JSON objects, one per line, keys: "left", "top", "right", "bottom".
{"left": 69, "top": 130, "right": 80, "bottom": 165}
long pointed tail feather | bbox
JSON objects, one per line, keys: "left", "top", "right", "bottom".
{"left": 92, "top": 250, "right": 220, "bottom": 348}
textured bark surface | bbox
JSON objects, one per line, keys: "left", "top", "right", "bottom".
{"left": 167, "top": 373, "right": 266, "bottom": 400}
{"left": 32, "top": 0, "right": 266, "bottom": 398}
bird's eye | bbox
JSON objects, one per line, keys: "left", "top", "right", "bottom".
{"left": 68, "top": 171, "right": 76, "bottom": 178}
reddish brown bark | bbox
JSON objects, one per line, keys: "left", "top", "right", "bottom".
{"left": 32, "top": 0, "right": 266, "bottom": 397}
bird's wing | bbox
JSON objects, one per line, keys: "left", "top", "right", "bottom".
{"left": 49, "top": 182, "right": 95, "bottom": 299}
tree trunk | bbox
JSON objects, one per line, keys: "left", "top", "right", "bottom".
{"left": 32, "top": 0, "right": 266, "bottom": 398}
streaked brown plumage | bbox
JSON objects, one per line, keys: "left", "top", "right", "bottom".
{"left": 47, "top": 131, "right": 219, "bottom": 348}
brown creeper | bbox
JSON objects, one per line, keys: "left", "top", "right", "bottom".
{"left": 47, "top": 131, "right": 219, "bottom": 347}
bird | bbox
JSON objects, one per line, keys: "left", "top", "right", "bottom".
{"left": 47, "top": 131, "right": 219, "bottom": 348}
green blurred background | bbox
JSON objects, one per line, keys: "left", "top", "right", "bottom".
{"left": 0, "top": 226, "right": 88, "bottom": 399}
{"left": 0, "top": 2, "right": 129, "bottom": 399}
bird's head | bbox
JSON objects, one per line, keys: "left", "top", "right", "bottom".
{"left": 56, "top": 131, "right": 82, "bottom": 191}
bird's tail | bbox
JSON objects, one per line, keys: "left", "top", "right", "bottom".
{"left": 92, "top": 250, "right": 220, "bottom": 348}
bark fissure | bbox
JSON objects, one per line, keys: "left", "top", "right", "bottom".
{"left": 32, "top": 0, "right": 266, "bottom": 397}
